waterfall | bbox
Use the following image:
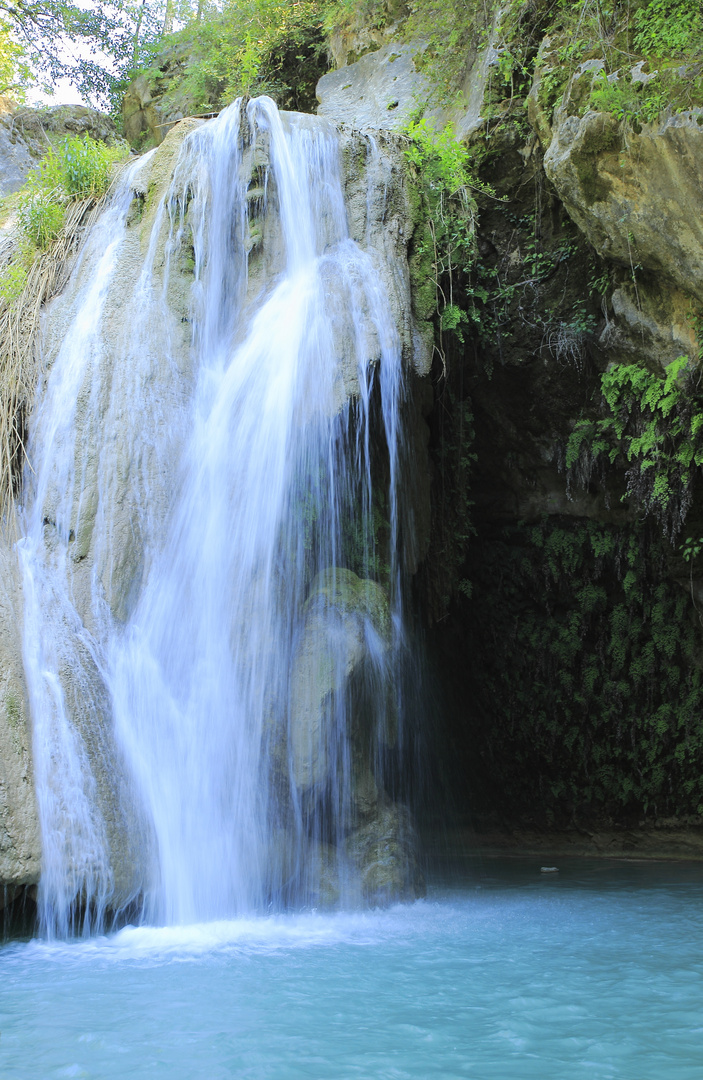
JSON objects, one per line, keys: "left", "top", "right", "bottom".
{"left": 20, "top": 98, "right": 421, "bottom": 936}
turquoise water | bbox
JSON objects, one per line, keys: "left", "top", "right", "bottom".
{"left": 1, "top": 859, "right": 702, "bottom": 1079}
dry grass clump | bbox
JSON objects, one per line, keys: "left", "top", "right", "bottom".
{"left": 0, "top": 194, "right": 108, "bottom": 524}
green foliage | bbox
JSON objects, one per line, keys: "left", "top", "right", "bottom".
{"left": 0, "top": 244, "right": 31, "bottom": 304}
{"left": 518, "top": 0, "right": 703, "bottom": 132}
{"left": 323, "top": 0, "right": 394, "bottom": 35}
{"left": 402, "top": 0, "right": 491, "bottom": 102}
{"left": 404, "top": 118, "right": 478, "bottom": 197}
{"left": 18, "top": 136, "right": 124, "bottom": 248}
{"left": 0, "top": 0, "right": 154, "bottom": 106}
{"left": 52, "top": 136, "right": 119, "bottom": 198}
{"left": 404, "top": 119, "right": 488, "bottom": 355}
{"left": 138, "top": 0, "right": 329, "bottom": 116}
{"left": 632, "top": 0, "right": 701, "bottom": 56}
{"left": 0, "top": 19, "right": 31, "bottom": 99}
{"left": 589, "top": 70, "right": 669, "bottom": 127}
{"left": 17, "top": 193, "right": 65, "bottom": 248}
{"left": 567, "top": 355, "right": 703, "bottom": 536}
{"left": 462, "top": 518, "right": 703, "bottom": 820}
{"left": 680, "top": 535, "right": 703, "bottom": 562}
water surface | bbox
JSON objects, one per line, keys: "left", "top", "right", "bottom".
{"left": 1, "top": 859, "right": 702, "bottom": 1079}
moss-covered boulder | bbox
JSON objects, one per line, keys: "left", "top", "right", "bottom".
{"left": 289, "top": 568, "right": 391, "bottom": 791}
{"left": 540, "top": 99, "right": 703, "bottom": 304}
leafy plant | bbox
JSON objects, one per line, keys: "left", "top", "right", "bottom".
{"left": 567, "top": 355, "right": 703, "bottom": 536}
{"left": 633, "top": 0, "right": 702, "bottom": 56}
{"left": 403, "top": 118, "right": 493, "bottom": 361}
{"left": 59, "top": 137, "right": 119, "bottom": 198}
{"left": 0, "top": 247, "right": 30, "bottom": 304}
{"left": 17, "top": 193, "right": 65, "bottom": 248}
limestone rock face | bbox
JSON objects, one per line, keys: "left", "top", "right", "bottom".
{"left": 39, "top": 119, "right": 202, "bottom": 635}
{"left": 0, "top": 115, "right": 36, "bottom": 198}
{"left": 345, "top": 802, "right": 425, "bottom": 904}
{"left": 11, "top": 105, "right": 124, "bottom": 155}
{"left": 317, "top": 43, "right": 430, "bottom": 133}
{"left": 123, "top": 73, "right": 170, "bottom": 148}
{"left": 0, "top": 542, "right": 40, "bottom": 897}
{"left": 542, "top": 104, "right": 703, "bottom": 303}
{"left": 289, "top": 567, "right": 423, "bottom": 903}
{"left": 600, "top": 278, "right": 699, "bottom": 371}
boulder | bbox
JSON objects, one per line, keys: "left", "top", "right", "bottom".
{"left": 289, "top": 568, "right": 390, "bottom": 791}
{"left": 539, "top": 96, "right": 703, "bottom": 303}
{"left": 345, "top": 801, "right": 425, "bottom": 904}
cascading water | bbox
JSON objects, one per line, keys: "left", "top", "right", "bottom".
{"left": 20, "top": 98, "right": 421, "bottom": 936}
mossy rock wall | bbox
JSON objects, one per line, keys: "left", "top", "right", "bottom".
{"left": 408, "top": 13, "right": 703, "bottom": 828}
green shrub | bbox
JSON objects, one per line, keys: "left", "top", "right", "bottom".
{"left": 37, "top": 136, "right": 121, "bottom": 200}
{"left": 17, "top": 136, "right": 124, "bottom": 248}
{"left": 0, "top": 253, "right": 29, "bottom": 303}
{"left": 17, "top": 193, "right": 65, "bottom": 248}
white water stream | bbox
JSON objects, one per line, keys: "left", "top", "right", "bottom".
{"left": 19, "top": 98, "right": 412, "bottom": 936}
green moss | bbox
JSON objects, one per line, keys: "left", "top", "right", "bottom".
{"left": 4, "top": 691, "right": 20, "bottom": 729}
{"left": 573, "top": 151, "right": 614, "bottom": 206}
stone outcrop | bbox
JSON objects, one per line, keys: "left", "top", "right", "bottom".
{"left": 289, "top": 568, "right": 391, "bottom": 791}
{"left": 317, "top": 43, "right": 431, "bottom": 133}
{"left": 543, "top": 105, "right": 703, "bottom": 305}
{"left": 316, "top": 30, "right": 496, "bottom": 141}
{"left": 528, "top": 59, "right": 703, "bottom": 310}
